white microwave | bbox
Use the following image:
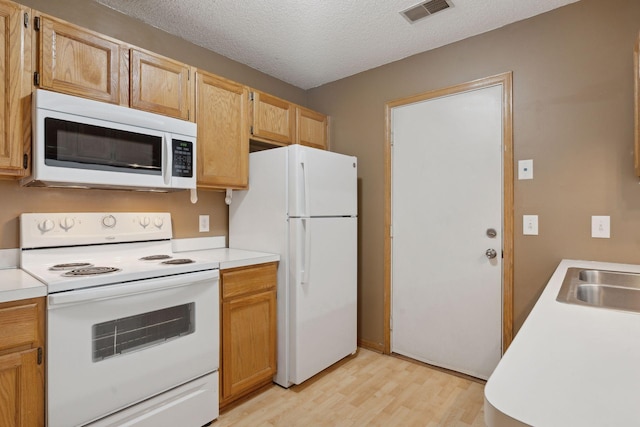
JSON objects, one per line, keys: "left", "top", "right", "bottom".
{"left": 21, "top": 89, "right": 197, "bottom": 191}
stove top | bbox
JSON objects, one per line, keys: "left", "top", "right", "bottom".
{"left": 20, "top": 213, "right": 219, "bottom": 293}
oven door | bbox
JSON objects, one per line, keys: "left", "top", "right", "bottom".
{"left": 46, "top": 269, "right": 219, "bottom": 427}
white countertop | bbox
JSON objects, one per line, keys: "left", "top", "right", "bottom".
{"left": 0, "top": 268, "right": 47, "bottom": 303}
{"left": 485, "top": 259, "right": 640, "bottom": 426}
{"left": 179, "top": 247, "right": 280, "bottom": 270}
{"left": 0, "top": 237, "right": 278, "bottom": 304}
{"left": 171, "top": 236, "right": 279, "bottom": 269}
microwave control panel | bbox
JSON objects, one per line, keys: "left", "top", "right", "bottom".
{"left": 172, "top": 140, "right": 193, "bottom": 177}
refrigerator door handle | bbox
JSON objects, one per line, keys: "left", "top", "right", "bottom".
{"left": 301, "top": 218, "right": 311, "bottom": 285}
{"left": 300, "top": 152, "right": 310, "bottom": 216}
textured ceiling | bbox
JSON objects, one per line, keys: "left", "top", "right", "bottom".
{"left": 95, "top": 0, "right": 580, "bottom": 89}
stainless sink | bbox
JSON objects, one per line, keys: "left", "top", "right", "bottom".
{"left": 557, "top": 268, "right": 640, "bottom": 314}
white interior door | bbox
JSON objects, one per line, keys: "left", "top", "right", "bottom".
{"left": 391, "top": 84, "right": 503, "bottom": 380}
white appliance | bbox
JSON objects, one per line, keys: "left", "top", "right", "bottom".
{"left": 21, "top": 89, "right": 197, "bottom": 191}
{"left": 20, "top": 212, "right": 219, "bottom": 427}
{"left": 229, "top": 145, "right": 357, "bottom": 388}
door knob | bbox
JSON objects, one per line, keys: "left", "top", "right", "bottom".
{"left": 485, "top": 249, "right": 497, "bottom": 259}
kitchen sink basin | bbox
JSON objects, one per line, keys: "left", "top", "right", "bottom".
{"left": 556, "top": 268, "right": 640, "bottom": 314}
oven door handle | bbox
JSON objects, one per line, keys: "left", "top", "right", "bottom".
{"left": 48, "top": 269, "right": 218, "bottom": 308}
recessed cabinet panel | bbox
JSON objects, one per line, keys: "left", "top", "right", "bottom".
{"left": 220, "top": 263, "right": 277, "bottom": 408}
{"left": 0, "top": 349, "right": 43, "bottom": 427}
{"left": 196, "top": 71, "right": 248, "bottom": 189}
{"left": 130, "top": 49, "right": 192, "bottom": 121}
{"left": 0, "top": 297, "right": 45, "bottom": 427}
{"left": 251, "top": 91, "right": 295, "bottom": 145}
{"left": 0, "top": 0, "right": 30, "bottom": 175}
{"left": 39, "top": 16, "right": 124, "bottom": 104}
{"left": 296, "top": 107, "right": 328, "bottom": 150}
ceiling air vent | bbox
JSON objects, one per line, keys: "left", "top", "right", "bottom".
{"left": 400, "top": 0, "right": 453, "bottom": 24}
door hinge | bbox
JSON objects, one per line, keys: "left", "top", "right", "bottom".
{"left": 33, "top": 71, "right": 40, "bottom": 86}
{"left": 23, "top": 154, "right": 28, "bottom": 169}
{"left": 37, "top": 347, "right": 43, "bottom": 365}
{"left": 34, "top": 16, "right": 40, "bottom": 31}
{"left": 23, "top": 12, "right": 29, "bottom": 28}
{"left": 250, "top": 125, "right": 254, "bottom": 135}
{"left": 249, "top": 92, "right": 254, "bottom": 101}
{"left": 187, "top": 69, "right": 190, "bottom": 80}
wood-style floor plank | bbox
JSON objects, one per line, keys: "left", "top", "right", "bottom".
{"left": 214, "top": 348, "right": 486, "bottom": 426}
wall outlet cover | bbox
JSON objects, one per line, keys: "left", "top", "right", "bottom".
{"left": 523, "top": 215, "right": 538, "bottom": 235}
{"left": 591, "top": 216, "right": 610, "bottom": 238}
{"left": 199, "top": 215, "right": 210, "bottom": 233}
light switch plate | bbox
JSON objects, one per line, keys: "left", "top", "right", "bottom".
{"left": 199, "top": 215, "right": 210, "bottom": 233}
{"left": 591, "top": 216, "right": 610, "bottom": 238}
{"left": 523, "top": 215, "right": 538, "bottom": 235}
{"left": 518, "top": 159, "right": 533, "bottom": 180}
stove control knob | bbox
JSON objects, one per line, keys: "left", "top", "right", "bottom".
{"left": 37, "top": 219, "right": 55, "bottom": 233}
{"left": 139, "top": 216, "right": 150, "bottom": 228}
{"left": 59, "top": 217, "right": 75, "bottom": 231}
{"left": 153, "top": 217, "right": 164, "bottom": 229}
{"left": 102, "top": 215, "right": 117, "bottom": 228}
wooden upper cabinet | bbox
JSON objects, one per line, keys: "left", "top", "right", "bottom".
{"left": 195, "top": 71, "right": 249, "bottom": 189}
{"left": 130, "top": 48, "right": 193, "bottom": 121}
{"left": 0, "top": 0, "right": 30, "bottom": 176}
{"left": 250, "top": 90, "right": 295, "bottom": 145}
{"left": 296, "top": 106, "right": 328, "bottom": 150}
{"left": 37, "top": 15, "right": 127, "bottom": 105}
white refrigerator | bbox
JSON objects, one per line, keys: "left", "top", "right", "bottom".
{"left": 229, "top": 144, "right": 357, "bottom": 387}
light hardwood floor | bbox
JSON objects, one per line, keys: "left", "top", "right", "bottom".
{"left": 214, "top": 348, "right": 486, "bottom": 427}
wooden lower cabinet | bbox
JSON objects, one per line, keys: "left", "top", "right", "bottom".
{"left": 0, "top": 297, "right": 45, "bottom": 427}
{"left": 220, "top": 262, "right": 277, "bottom": 408}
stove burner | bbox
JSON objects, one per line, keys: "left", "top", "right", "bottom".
{"left": 140, "top": 255, "right": 172, "bottom": 261}
{"left": 50, "top": 262, "right": 94, "bottom": 271}
{"left": 161, "top": 258, "right": 195, "bottom": 265}
{"left": 62, "top": 267, "right": 121, "bottom": 277}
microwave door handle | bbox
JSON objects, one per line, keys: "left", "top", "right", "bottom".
{"left": 163, "top": 133, "right": 171, "bottom": 185}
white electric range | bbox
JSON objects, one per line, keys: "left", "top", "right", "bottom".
{"left": 20, "top": 212, "right": 219, "bottom": 427}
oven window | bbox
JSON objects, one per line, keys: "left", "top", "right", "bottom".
{"left": 45, "top": 117, "right": 162, "bottom": 175}
{"left": 92, "top": 303, "right": 195, "bottom": 362}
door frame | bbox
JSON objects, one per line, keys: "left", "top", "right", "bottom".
{"left": 383, "top": 72, "right": 514, "bottom": 354}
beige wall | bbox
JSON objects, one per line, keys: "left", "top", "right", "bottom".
{"left": 308, "top": 0, "right": 640, "bottom": 345}
{"left": 0, "top": 0, "right": 307, "bottom": 249}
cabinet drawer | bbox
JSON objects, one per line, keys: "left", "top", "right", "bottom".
{"left": 221, "top": 263, "right": 277, "bottom": 300}
{"left": 0, "top": 302, "right": 39, "bottom": 352}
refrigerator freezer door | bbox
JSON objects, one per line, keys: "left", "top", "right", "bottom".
{"left": 288, "top": 145, "right": 357, "bottom": 217}
{"left": 288, "top": 216, "right": 357, "bottom": 385}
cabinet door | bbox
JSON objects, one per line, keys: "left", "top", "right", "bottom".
{"left": 221, "top": 289, "right": 276, "bottom": 401}
{"left": 0, "top": 348, "right": 44, "bottom": 427}
{"left": 296, "top": 106, "right": 328, "bottom": 149}
{"left": 195, "top": 71, "right": 249, "bottom": 189}
{"left": 251, "top": 91, "right": 295, "bottom": 144}
{"left": 38, "top": 15, "right": 126, "bottom": 104}
{"left": 0, "top": 1, "right": 29, "bottom": 175}
{"left": 130, "top": 48, "right": 192, "bottom": 120}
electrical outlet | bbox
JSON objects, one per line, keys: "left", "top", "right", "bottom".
{"left": 591, "top": 216, "right": 610, "bottom": 238}
{"left": 523, "top": 215, "right": 538, "bottom": 235}
{"left": 199, "top": 215, "right": 210, "bottom": 233}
